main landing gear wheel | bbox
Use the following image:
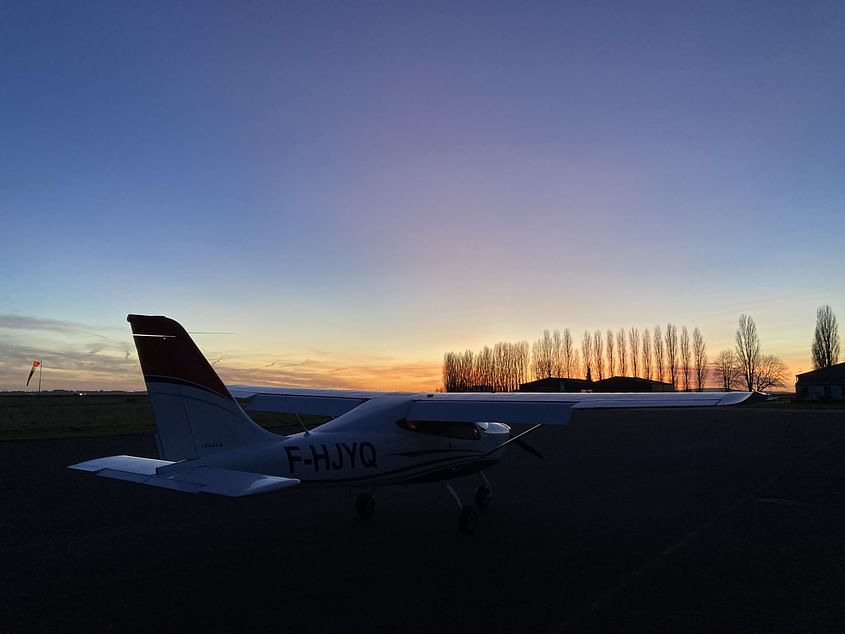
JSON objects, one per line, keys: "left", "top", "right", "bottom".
{"left": 474, "top": 485, "right": 492, "bottom": 510}
{"left": 458, "top": 507, "right": 479, "bottom": 535}
{"left": 355, "top": 492, "right": 375, "bottom": 520}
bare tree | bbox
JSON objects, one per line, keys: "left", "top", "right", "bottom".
{"left": 503, "top": 343, "right": 514, "bottom": 391}
{"left": 692, "top": 327, "right": 707, "bottom": 391}
{"left": 443, "top": 349, "right": 477, "bottom": 392}
{"left": 530, "top": 329, "right": 565, "bottom": 380}
{"left": 483, "top": 346, "right": 496, "bottom": 390}
{"left": 593, "top": 330, "right": 604, "bottom": 380}
{"left": 606, "top": 329, "right": 615, "bottom": 377}
{"left": 464, "top": 350, "right": 477, "bottom": 390}
{"left": 581, "top": 331, "right": 593, "bottom": 380}
{"left": 552, "top": 330, "right": 563, "bottom": 377}
{"left": 755, "top": 355, "right": 788, "bottom": 391}
{"left": 496, "top": 342, "right": 520, "bottom": 392}
{"left": 653, "top": 326, "right": 665, "bottom": 383}
{"left": 642, "top": 327, "right": 652, "bottom": 380}
{"left": 516, "top": 341, "right": 530, "bottom": 390}
{"left": 493, "top": 343, "right": 508, "bottom": 392}
{"left": 503, "top": 343, "right": 513, "bottom": 391}
{"left": 617, "top": 329, "right": 627, "bottom": 376}
{"left": 713, "top": 350, "right": 740, "bottom": 391}
{"left": 665, "top": 323, "right": 678, "bottom": 389}
{"left": 812, "top": 304, "right": 840, "bottom": 369}
{"left": 562, "top": 328, "right": 575, "bottom": 378}
{"left": 443, "top": 352, "right": 458, "bottom": 392}
{"left": 680, "top": 326, "right": 691, "bottom": 391}
{"left": 629, "top": 327, "right": 640, "bottom": 378}
{"left": 735, "top": 314, "right": 760, "bottom": 392}
{"left": 545, "top": 330, "right": 554, "bottom": 378}
{"left": 531, "top": 330, "right": 553, "bottom": 380}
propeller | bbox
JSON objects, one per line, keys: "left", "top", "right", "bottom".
{"left": 513, "top": 436, "right": 544, "bottom": 460}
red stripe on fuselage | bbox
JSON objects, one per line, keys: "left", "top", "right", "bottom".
{"left": 295, "top": 454, "right": 498, "bottom": 486}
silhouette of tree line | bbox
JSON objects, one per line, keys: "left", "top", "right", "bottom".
{"left": 443, "top": 305, "right": 840, "bottom": 393}
{"left": 442, "top": 342, "right": 529, "bottom": 393}
{"left": 443, "top": 324, "right": 709, "bottom": 392}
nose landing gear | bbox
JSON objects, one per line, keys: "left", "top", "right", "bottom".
{"left": 445, "top": 471, "right": 493, "bottom": 535}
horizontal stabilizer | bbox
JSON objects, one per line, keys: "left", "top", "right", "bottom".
{"left": 69, "top": 455, "right": 299, "bottom": 497}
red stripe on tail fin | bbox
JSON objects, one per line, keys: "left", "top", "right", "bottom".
{"left": 127, "top": 314, "right": 233, "bottom": 401}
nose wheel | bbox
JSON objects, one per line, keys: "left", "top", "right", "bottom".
{"left": 458, "top": 506, "right": 479, "bottom": 535}
{"left": 355, "top": 491, "right": 376, "bottom": 520}
{"left": 474, "top": 471, "right": 493, "bottom": 510}
{"left": 474, "top": 485, "right": 492, "bottom": 509}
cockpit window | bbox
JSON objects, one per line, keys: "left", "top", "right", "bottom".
{"left": 396, "top": 419, "right": 481, "bottom": 440}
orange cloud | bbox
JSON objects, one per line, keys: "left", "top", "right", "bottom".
{"left": 214, "top": 357, "right": 443, "bottom": 392}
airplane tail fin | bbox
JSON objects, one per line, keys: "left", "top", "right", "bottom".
{"left": 128, "top": 314, "right": 275, "bottom": 461}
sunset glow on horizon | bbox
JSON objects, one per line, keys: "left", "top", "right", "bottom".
{"left": 1, "top": 2, "right": 842, "bottom": 392}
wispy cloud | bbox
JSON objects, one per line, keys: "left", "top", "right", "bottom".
{"left": 0, "top": 316, "right": 443, "bottom": 391}
{"left": 0, "top": 337, "right": 140, "bottom": 390}
{"left": 0, "top": 314, "right": 140, "bottom": 390}
{"left": 0, "top": 314, "right": 114, "bottom": 337}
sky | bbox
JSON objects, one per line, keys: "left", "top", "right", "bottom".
{"left": 1, "top": 1, "right": 843, "bottom": 392}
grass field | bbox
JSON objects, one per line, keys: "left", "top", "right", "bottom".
{"left": 0, "top": 394, "right": 328, "bottom": 441}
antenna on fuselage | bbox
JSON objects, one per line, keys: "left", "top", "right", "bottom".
{"left": 284, "top": 396, "right": 310, "bottom": 437}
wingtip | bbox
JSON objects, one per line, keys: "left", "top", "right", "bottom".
{"left": 718, "top": 391, "right": 768, "bottom": 406}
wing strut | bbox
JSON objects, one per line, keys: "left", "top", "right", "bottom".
{"left": 285, "top": 395, "right": 311, "bottom": 436}
{"left": 484, "top": 424, "right": 544, "bottom": 459}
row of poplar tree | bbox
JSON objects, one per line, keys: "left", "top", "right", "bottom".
{"left": 443, "top": 324, "right": 708, "bottom": 392}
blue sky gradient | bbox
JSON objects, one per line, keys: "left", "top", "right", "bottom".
{"left": 1, "top": 1, "right": 843, "bottom": 390}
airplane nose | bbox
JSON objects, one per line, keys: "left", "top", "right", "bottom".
{"left": 477, "top": 422, "right": 510, "bottom": 438}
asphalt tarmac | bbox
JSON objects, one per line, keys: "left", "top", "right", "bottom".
{"left": 3, "top": 407, "right": 845, "bottom": 633}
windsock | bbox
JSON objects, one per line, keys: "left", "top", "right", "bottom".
{"left": 26, "top": 360, "right": 41, "bottom": 387}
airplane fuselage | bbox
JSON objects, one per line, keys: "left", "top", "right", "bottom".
{"left": 200, "top": 422, "right": 511, "bottom": 487}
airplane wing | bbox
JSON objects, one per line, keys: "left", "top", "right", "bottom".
{"left": 229, "top": 385, "right": 407, "bottom": 417}
{"left": 229, "top": 384, "right": 759, "bottom": 426}
{"left": 405, "top": 391, "right": 756, "bottom": 425}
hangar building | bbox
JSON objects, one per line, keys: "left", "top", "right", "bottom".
{"left": 795, "top": 363, "right": 845, "bottom": 401}
{"left": 519, "top": 376, "right": 674, "bottom": 393}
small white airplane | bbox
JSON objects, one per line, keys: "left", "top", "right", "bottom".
{"left": 70, "top": 315, "right": 758, "bottom": 533}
